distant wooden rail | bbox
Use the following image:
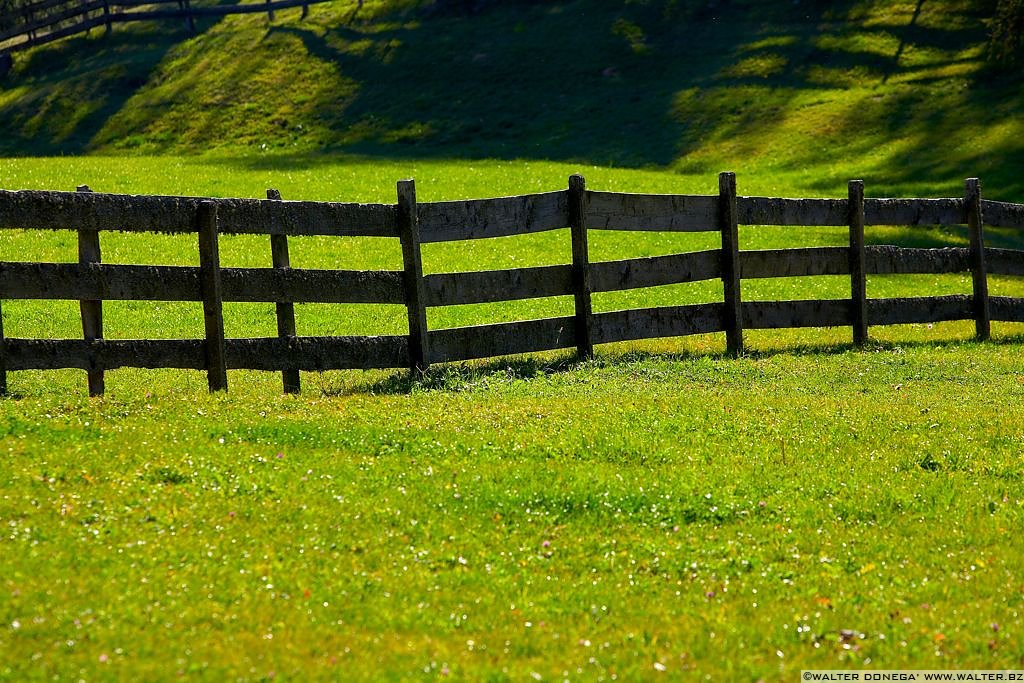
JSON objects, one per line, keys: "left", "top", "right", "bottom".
{"left": 0, "top": 174, "right": 1023, "bottom": 395}
{"left": 0, "top": 0, "right": 329, "bottom": 57}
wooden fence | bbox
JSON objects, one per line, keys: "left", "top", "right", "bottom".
{"left": 0, "top": 0, "right": 328, "bottom": 56}
{"left": 0, "top": 173, "right": 1023, "bottom": 396}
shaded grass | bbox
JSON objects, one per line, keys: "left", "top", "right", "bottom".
{"left": 1, "top": 1, "right": 1022, "bottom": 198}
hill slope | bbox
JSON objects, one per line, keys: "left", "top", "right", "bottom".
{"left": 0, "top": 0, "right": 1022, "bottom": 196}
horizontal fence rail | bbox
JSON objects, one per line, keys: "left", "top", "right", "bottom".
{"left": 0, "top": 174, "right": 1022, "bottom": 395}
{"left": 0, "top": 0, "right": 332, "bottom": 56}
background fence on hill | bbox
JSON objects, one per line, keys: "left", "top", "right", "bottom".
{"left": 0, "top": 0, "right": 328, "bottom": 56}
{"left": 0, "top": 173, "right": 1023, "bottom": 396}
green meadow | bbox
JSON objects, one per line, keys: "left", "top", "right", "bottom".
{"left": 2, "top": 0, "right": 1024, "bottom": 679}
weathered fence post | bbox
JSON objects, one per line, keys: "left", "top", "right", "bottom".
{"left": 76, "top": 185, "right": 105, "bottom": 396}
{"left": 0, "top": 300, "right": 6, "bottom": 396}
{"left": 81, "top": 0, "right": 92, "bottom": 35}
{"left": 569, "top": 174, "right": 594, "bottom": 359}
{"left": 180, "top": 0, "right": 195, "bottom": 34}
{"left": 848, "top": 179, "right": 868, "bottom": 346}
{"left": 267, "top": 188, "right": 300, "bottom": 394}
{"left": 397, "top": 179, "right": 429, "bottom": 372}
{"left": 197, "top": 201, "right": 228, "bottom": 392}
{"left": 266, "top": 0, "right": 275, "bottom": 21}
{"left": 102, "top": 0, "right": 111, "bottom": 34}
{"left": 966, "top": 177, "right": 990, "bottom": 341}
{"left": 719, "top": 171, "right": 743, "bottom": 356}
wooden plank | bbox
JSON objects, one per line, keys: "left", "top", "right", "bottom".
{"left": 0, "top": 262, "right": 195, "bottom": 300}
{"left": 985, "top": 248, "right": 1024, "bottom": 277}
{"left": 849, "top": 180, "right": 868, "bottom": 346}
{"left": 218, "top": 196, "right": 398, "bottom": 237}
{"left": 418, "top": 191, "right": 567, "bottom": 243}
{"left": 867, "top": 295, "right": 973, "bottom": 326}
{"left": 2, "top": 335, "right": 408, "bottom": 371}
{"left": 990, "top": 296, "right": 1024, "bottom": 323}
{"left": 742, "top": 299, "right": 851, "bottom": 329}
{"left": 719, "top": 172, "right": 743, "bottom": 356}
{"left": 569, "top": 174, "right": 593, "bottom": 358}
{"left": 224, "top": 335, "right": 409, "bottom": 371}
{"left": 107, "top": 0, "right": 324, "bottom": 19}
{"left": 739, "top": 247, "right": 849, "bottom": 279}
{"left": 398, "top": 179, "right": 429, "bottom": 371}
{"left": 0, "top": 0, "right": 103, "bottom": 42}
{"left": 591, "top": 303, "right": 725, "bottom": 345}
{"left": 586, "top": 191, "right": 719, "bottom": 232}
{"left": 3, "top": 339, "right": 206, "bottom": 370}
{"left": 864, "top": 246, "right": 970, "bottom": 275}
{"left": 981, "top": 199, "right": 1024, "bottom": 229}
{"left": 422, "top": 264, "right": 572, "bottom": 307}
{"left": 197, "top": 201, "right": 227, "bottom": 392}
{"left": 590, "top": 250, "right": 721, "bottom": 292}
{"left": 3, "top": 14, "right": 103, "bottom": 51}
{"left": 737, "top": 197, "right": 848, "bottom": 226}
{"left": 76, "top": 185, "right": 104, "bottom": 396}
{"left": 0, "top": 262, "right": 405, "bottom": 304}
{"left": 0, "top": 189, "right": 398, "bottom": 237}
{"left": 966, "top": 178, "right": 990, "bottom": 340}
{"left": 267, "top": 188, "right": 299, "bottom": 394}
{"left": 863, "top": 198, "right": 963, "bottom": 226}
{"left": 429, "top": 316, "right": 576, "bottom": 363}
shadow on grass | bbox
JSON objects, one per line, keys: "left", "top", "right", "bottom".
{"left": 1, "top": 0, "right": 1020, "bottom": 201}
{"left": 333, "top": 326, "right": 1024, "bottom": 396}
{"left": 0, "top": 21, "right": 220, "bottom": 154}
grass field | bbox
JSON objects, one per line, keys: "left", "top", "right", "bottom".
{"left": 3, "top": 0, "right": 1024, "bottom": 678}
{"left": 1, "top": 156, "right": 1023, "bottom": 681}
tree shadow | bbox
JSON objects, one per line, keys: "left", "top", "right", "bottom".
{"left": 0, "top": 21, "right": 217, "bottom": 154}
{"left": 1, "top": 0, "right": 1020, "bottom": 198}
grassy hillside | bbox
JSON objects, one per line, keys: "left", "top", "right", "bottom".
{"left": 1, "top": 0, "right": 1023, "bottom": 197}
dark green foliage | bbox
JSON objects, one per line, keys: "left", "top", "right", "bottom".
{"left": 987, "top": 0, "right": 1024, "bottom": 66}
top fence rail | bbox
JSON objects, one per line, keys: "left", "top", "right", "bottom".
{"left": 2, "top": 188, "right": 1022, "bottom": 240}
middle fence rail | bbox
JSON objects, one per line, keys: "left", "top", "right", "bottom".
{"left": 0, "top": 173, "right": 1023, "bottom": 395}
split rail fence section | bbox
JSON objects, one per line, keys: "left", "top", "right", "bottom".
{"left": 0, "top": 0, "right": 325, "bottom": 56}
{"left": 1, "top": 173, "right": 1023, "bottom": 396}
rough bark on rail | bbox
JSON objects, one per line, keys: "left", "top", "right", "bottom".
{"left": 986, "top": 248, "right": 1024, "bottom": 276}
{"left": 864, "top": 198, "right": 963, "bottom": 226}
{"left": 591, "top": 303, "right": 725, "bottom": 345}
{"left": 0, "top": 190, "right": 397, "bottom": 237}
{"left": 990, "top": 296, "right": 1024, "bottom": 322}
{"left": 429, "top": 316, "right": 576, "bottom": 363}
{"left": 981, "top": 200, "right": 1024, "bottom": 229}
{"left": 865, "top": 246, "right": 970, "bottom": 275}
{"left": 742, "top": 299, "right": 852, "bottom": 329}
{"left": 422, "top": 264, "right": 572, "bottom": 307}
{"left": 737, "top": 197, "right": 848, "bottom": 226}
{"left": 739, "top": 247, "right": 849, "bottom": 278}
{"left": 417, "top": 191, "right": 567, "bottom": 242}
{"left": 0, "top": 262, "right": 406, "bottom": 304}
{"left": 3, "top": 335, "right": 408, "bottom": 371}
{"left": 586, "top": 192, "right": 719, "bottom": 232}
{"left": 867, "top": 295, "right": 973, "bottom": 325}
{"left": 590, "top": 250, "right": 721, "bottom": 292}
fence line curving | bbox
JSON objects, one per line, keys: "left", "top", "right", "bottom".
{"left": 0, "top": 173, "right": 1022, "bottom": 395}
